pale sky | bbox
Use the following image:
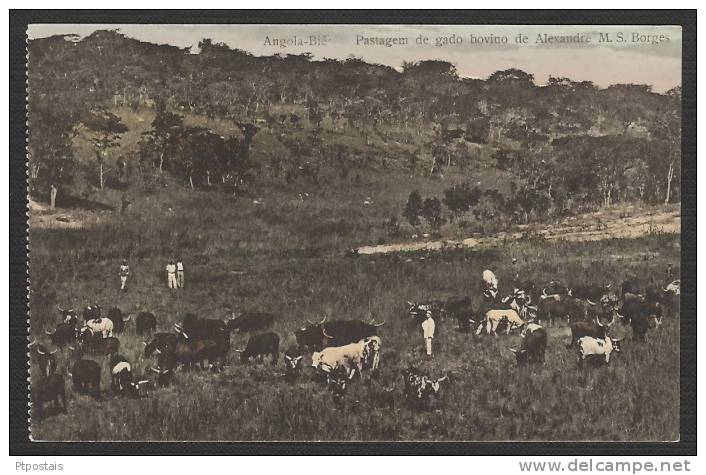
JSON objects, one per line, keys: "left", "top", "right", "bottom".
{"left": 28, "top": 24, "right": 682, "bottom": 92}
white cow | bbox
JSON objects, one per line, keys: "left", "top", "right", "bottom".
{"left": 85, "top": 318, "right": 113, "bottom": 338}
{"left": 312, "top": 336, "right": 381, "bottom": 377}
{"left": 577, "top": 336, "right": 622, "bottom": 366}
{"left": 477, "top": 309, "right": 525, "bottom": 336}
{"left": 664, "top": 280, "right": 681, "bottom": 295}
{"left": 482, "top": 269, "right": 498, "bottom": 290}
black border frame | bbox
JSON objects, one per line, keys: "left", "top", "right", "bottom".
{"left": 10, "top": 9, "right": 696, "bottom": 455}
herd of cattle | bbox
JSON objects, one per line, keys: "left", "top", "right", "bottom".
{"left": 30, "top": 272, "right": 681, "bottom": 419}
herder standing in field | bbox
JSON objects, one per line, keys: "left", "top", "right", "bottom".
{"left": 176, "top": 258, "right": 185, "bottom": 289}
{"left": 119, "top": 259, "right": 130, "bottom": 292}
{"left": 422, "top": 311, "right": 436, "bottom": 358}
{"left": 166, "top": 259, "right": 178, "bottom": 290}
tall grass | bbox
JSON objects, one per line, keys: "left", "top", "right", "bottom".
{"left": 28, "top": 184, "right": 680, "bottom": 441}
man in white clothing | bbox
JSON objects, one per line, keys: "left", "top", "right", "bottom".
{"left": 119, "top": 259, "right": 129, "bottom": 292}
{"left": 421, "top": 311, "right": 436, "bottom": 357}
{"left": 176, "top": 258, "right": 184, "bottom": 289}
{"left": 166, "top": 259, "right": 177, "bottom": 289}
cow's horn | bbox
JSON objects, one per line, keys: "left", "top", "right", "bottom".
{"left": 525, "top": 295, "right": 532, "bottom": 305}
{"left": 142, "top": 341, "right": 147, "bottom": 346}
{"left": 438, "top": 375, "right": 448, "bottom": 382}
{"left": 319, "top": 316, "right": 327, "bottom": 324}
{"left": 663, "top": 287, "right": 669, "bottom": 292}
{"left": 322, "top": 326, "right": 333, "bottom": 339}
{"left": 587, "top": 299, "right": 597, "bottom": 306}
{"left": 36, "top": 348, "right": 45, "bottom": 355}
{"left": 45, "top": 329, "right": 55, "bottom": 335}
{"left": 508, "top": 348, "right": 517, "bottom": 353}
{"left": 234, "top": 348, "right": 245, "bottom": 353}
{"left": 407, "top": 300, "right": 414, "bottom": 307}
{"left": 595, "top": 316, "right": 603, "bottom": 327}
{"left": 306, "top": 319, "right": 315, "bottom": 325}
{"left": 150, "top": 368, "right": 160, "bottom": 373}
{"left": 154, "top": 349, "right": 161, "bottom": 354}
{"left": 607, "top": 312, "right": 616, "bottom": 328}
{"left": 373, "top": 321, "right": 385, "bottom": 327}
{"left": 542, "top": 288, "right": 548, "bottom": 297}
{"left": 49, "top": 349, "right": 58, "bottom": 354}
{"left": 28, "top": 339, "right": 37, "bottom": 347}
{"left": 125, "top": 315, "right": 131, "bottom": 322}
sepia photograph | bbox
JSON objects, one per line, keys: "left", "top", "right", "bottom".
{"left": 22, "top": 19, "right": 687, "bottom": 444}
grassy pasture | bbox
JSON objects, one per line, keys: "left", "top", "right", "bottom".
{"left": 28, "top": 182, "right": 680, "bottom": 441}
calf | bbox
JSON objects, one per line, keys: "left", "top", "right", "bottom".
{"left": 510, "top": 328, "right": 547, "bottom": 366}
{"left": 577, "top": 336, "right": 622, "bottom": 366}
{"left": 236, "top": 332, "right": 280, "bottom": 365}
{"left": 70, "top": 359, "right": 101, "bottom": 396}
{"left": 136, "top": 312, "right": 157, "bottom": 335}
{"left": 32, "top": 373, "right": 67, "bottom": 417}
{"left": 403, "top": 367, "right": 449, "bottom": 409}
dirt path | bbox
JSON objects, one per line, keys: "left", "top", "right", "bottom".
{"left": 355, "top": 206, "right": 680, "bottom": 255}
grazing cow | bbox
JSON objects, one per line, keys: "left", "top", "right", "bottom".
{"left": 509, "top": 327, "right": 547, "bottom": 366}
{"left": 82, "top": 304, "right": 102, "bottom": 322}
{"left": 149, "top": 367, "right": 174, "bottom": 387}
{"left": 29, "top": 340, "right": 58, "bottom": 377}
{"left": 618, "top": 297, "right": 663, "bottom": 328}
{"left": 44, "top": 323, "right": 77, "bottom": 348}
{"left": 178, "top": 314, "right": 230, "bottom": 359}
{"left": 403, "top": 367, "right": 449, "bottom": 409}
{"left": 283, "top": 351, "right": 305, "bottom": 383}
{"left": 171, "top": 335, "right": 220, "bottom": 370}
{"left": 570, "top": 284, "right": 612, "bottom": 303}
{"left": 621, "top": 279, "right": 641, "bottom": 296}
{"left": 32, "top": 373, "right": 67, "bottom": 417}
{"left": 84, "top": 318, "right": 113, "bottom": 338}
{"left": 106, "top": 308, "right": 130, "bottom": 334}
{"left": 502, "top": 290, "right": 537, "bottom": 322}
{"left": 135, "top": 312, "right": 157, "bottom": 335}
{"left": 577, "top": 336, "right": 622, "bottom": 366}
{"left": 295, "top": 317, "right": 384, "bottom": 350}
{"left": 482, "top": 269, "right": 499, "bottom": 299}
{"left": 476, "top": 309, "right": 524, "bottom": 336}
{"left": 57, "top": 307, "right": 78, "bottom": 327}
{"left": 311, "top": 337, "right": 380, "bottom": 377}
{"left": 630, "top": 314, "right": 651, "bottom": 340}
{"left": 111, "top": 360, "right": 149, "bottom": 396}
{"left": 144, "top": 332, "right": 178, "bottom": 357}
{"left": 236, "top": 332, "right": 280, "bottom": 365}
{"left": 226, "top": 311, "right": 275, "bottom": 332}
{"left": 70, "top": 359, "right": 101, "bottom": 396}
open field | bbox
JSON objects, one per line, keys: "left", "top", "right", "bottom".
{"left": 28, "top": 182, "right": 680, "bottom": 441}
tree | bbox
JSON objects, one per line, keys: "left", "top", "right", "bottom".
{"left": 403, "top": 191, "right": 422, "bottom": 227}
{"left": 28, "top": 105, "right": 77, "bottom": 209}
{"left": 141, "top": 100, "right": 184, "bottom": 173}
{"left": 421, "top": 197, "right": 446, "bottom": 231}
{"left": 82, "top": 108, "right": 128, "bottom": 189}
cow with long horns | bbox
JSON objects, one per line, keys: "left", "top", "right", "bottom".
{"left": 295, "top": 317, "right": 384, "bottom": 350}
{"left": 29, "top": 339, "right": 58, "bottom": 377}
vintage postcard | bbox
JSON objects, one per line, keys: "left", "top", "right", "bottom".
{"left": 25, "top": 22, "right": 683, "bottom": 442}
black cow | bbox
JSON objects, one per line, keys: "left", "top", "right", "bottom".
{"left": 78, "top": 330, "right": 120, "bottom": 355}
{"left": 619, "top": 297, "right": 663, "bottom": 327}
{"left": 57, "top": 307, "right": 78, "bottom": 328}
{"left": 150, "top": 366, "right": 174, "bottom": 387}
{"left": 176, "top": 315, "right": 230, "bottom": 363}
{"left": 236, "top": 332, "right": 280, "bottom": 365}
{"left": 32, "top": 373, "right": 67, "bottom": 417}
{"left": 568, "top": 318, "right": 613, "bottom": 347}
{"left": 29, "top": 340, "right": 58, "bottom": 377}
{"left": 538, "top": 296, "right": 590, "bottom": 326}
{"left": 144, "top": 333, "right": 178, "bottom": 358}
{"left": 82, "top": 304, "right": 102, "bottom": 322}
{"left": 106, "top": 308, "right": 131, "bottom": 334}
{"left": 570, "top": 284, "right": 612, "bottom": 302}
{"left": 621, "top": 279, "right": 642, "bottom": 296}
{"left": 226, "top": 311, "right": 275, "bottom": 332}
{"left": 70, "top": 359, "right": 101, "bottom": 396}
{"left": 542, "top": 281, "right": 571, "bottom": 296}
{"left": 510, "top": 328, "right": 548, "bottom": 365}
{"left": 135, "top": 312, "right": 157, "bottom": 335}
{"left": 283, "top": 348, "right": 305, "bottom": 383}
{"left": 295, "top": 317, "right": 384, "bottom": 350}
{"left": 327, "top": 365, "right": 352, "bottom": 406}
{"left": 444, "top": 296, "right": 475, "bottom": 332}
{"left": 44, "top": 323, "right": 77, "bottom": 348}
{"left": 173, "top": 338, "right": 220, "bottom": 370}
{"left": 406, "top": 300, "right": 445, "bottom": 324}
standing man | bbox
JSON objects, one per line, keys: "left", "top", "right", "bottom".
{"left": 119, "top": 259, "right": 130, "bottom": 292}
{"left": 166, "top": 259, "right": 177, "bottom": 290}
{"left": 421, "top": 311, "right": 436, "bottom": 358}
{"left": 176, "top": 258, "right": 185, "bottom": 289}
